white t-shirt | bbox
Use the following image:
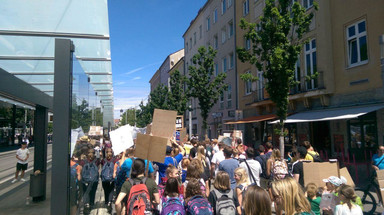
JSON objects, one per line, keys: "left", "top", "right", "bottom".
{"left": 334, "top": 203, "right": 363, "bottom": 215}
{"left": 239, "top": 159, "right": 262, "bottom": 186}
{"left": 16, "top": 148, "right": 30, "bottom": 164}
{"left": 211, "top": 150, "right": 225, "bottom": 175}
{"left": 213, "top": 145, "right": 220, "bottom": 154}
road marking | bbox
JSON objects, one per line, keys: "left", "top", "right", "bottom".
{"left": 0, "top": 159, "right": 52, "bottom": 185}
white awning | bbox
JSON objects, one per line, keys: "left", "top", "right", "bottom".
{"left": 270, "top": 104, "right": 384, "bottom": 124}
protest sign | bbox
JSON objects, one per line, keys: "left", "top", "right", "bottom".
{"left": 135, "top": 133, "right": 168, "bottom": 163}
{"left": 110, "top": 124, "right": 134, "bottom": 155}
{"left": 146, "top": 124, "right": 152, "bottom": 135}
{"left": 377, "top": 169, "right": 384, "bottom": 201}
{"left": 89, "top": 126, "right": 103, "bottom": 136}
{"left": 339, "top": 167, "right": 355, "bottom": 187}
{"left": 303, "top": 162, "right": 339, "bottom": 187}
{"left": 176, "top": 115, "right": 183, "bottom": 130}
{"left": 151, "top": 109, "right": 177, "bottom": 138}
{"left": 179, "top": 128, "right": 187, "bottom": 143}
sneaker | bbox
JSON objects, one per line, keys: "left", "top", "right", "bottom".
{"left": 11, "top": 179, "right": 17, "bottom": 183}
{"left": 20, "top": 178, "right": 26, "bottom": 182}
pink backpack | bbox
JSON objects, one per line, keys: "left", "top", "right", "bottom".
{"left": 272, "top": 160, "right": 288, "bottom": 180}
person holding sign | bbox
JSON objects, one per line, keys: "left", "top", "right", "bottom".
{"left": 155, "top": 142, "right": 185, "bottom": 184}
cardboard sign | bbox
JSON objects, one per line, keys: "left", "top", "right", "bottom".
{"left": 179, "top": 128, "right": 187, "bottom": 143}
{"left": 146, "top": 124, "right": 152, "bottom": 135}
{"left": 339, "top": 167, "right": 355, "bottom": 187}
{"left": 135, "top": 133, "right": 168, "bottom": 163}
{"left": 377, "top": 169, "right": 384, "bottom": 200}
{"left": 151, "top": 109, "right": 177, "bottom": 138}
{"left": 89, "top": 126, "right": 103, "bottom": 136}
{"left": 303, "top": 162, "right": 339, "bottom": 187}
{"left": 176, "top": 115, "right": 183, "bottom": 130}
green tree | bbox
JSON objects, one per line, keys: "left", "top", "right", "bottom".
{"left": 136, "top": 101, "right": 152, "bottom": 128}
{"left": 71, "top": 99, "right": 92, "bottom": 132}
{"left": 168, "top": 70, "right": 190, "bottom": 115}
{"left": 188, "top": 46, "right": 227, "bottom": 137}
{"left": 148, "top": 84, "right": 169, "bottom": 116}
{"left": 237, "top": 0, "right": 317, "bottom": 156}
{"left": 120, "top": 108, "right": 137, "bottom": 126}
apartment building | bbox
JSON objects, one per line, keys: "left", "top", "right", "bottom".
{"left": 183, "top": 0, "right": 237, "bottom": 138}
{"left": 234, "top": 0, "right": 384, "bottom": 163}
{"left": 150, "top": 49, "right": 184, "bottom": 92}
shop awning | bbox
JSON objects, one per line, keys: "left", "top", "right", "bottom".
{"left": 224, "top": 114, "right": 277, "bottom": 124}
{"left": 270, "top": 104, "right": 384, "bottom": 124}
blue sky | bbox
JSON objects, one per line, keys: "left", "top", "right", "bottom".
{"left": 108, "top": 0, "right": 207, "bottom": 118}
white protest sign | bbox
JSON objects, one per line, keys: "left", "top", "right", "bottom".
{"left": 110, "top": 124, "right": 134, "bottom": 154}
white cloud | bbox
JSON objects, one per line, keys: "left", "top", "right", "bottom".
{"left": 115, "top": 81, "right": 126, "bottom": 86}
{"left": 132, "top": 76, "right": 141, "bottom": 80}
{"left": 124, "top": 61, "right": 162, "bottom": 75}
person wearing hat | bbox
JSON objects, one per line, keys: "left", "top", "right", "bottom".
{"left": 11, "top": 142, "right": 30, "bottom": 183}
{"left": 155, "top": 143, "right": 185, "bottom": 184}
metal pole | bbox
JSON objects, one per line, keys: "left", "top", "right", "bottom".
{"left": 189, "top": 105, "right": 192, "bottom": 138}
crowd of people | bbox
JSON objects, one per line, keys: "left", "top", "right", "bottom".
{"left": 66, "top": 133, "right": 368, "bottom": 215}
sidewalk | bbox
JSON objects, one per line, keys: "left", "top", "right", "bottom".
{"left": 0, "top": 169, "right": 114, "bottom": 215}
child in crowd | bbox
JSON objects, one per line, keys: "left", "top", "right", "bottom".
{"left": 181, "top": 158, "right": 190, "bottom": 183}
{"left": 334, "top": 185, "right": 363, "bottom": 215}
{"left": 184, "top": 178, "right": 213, "bottom": 215}
{"left": 160, "top": 177, "right": 185, "bottom": 215}
{"left": 243, "top": 185, "right": 272, "bottom": 215}
{"left": 81, "top": 148, "right": 100, "bottom": 214}
{"left": 101, "top": 148, "right": 115, "bottom": 213}
{"left": 11, "top": 142, "right": 30, "bottom": 183}
{"left": 208, "top": 171, "right": 241, "bottom": 215}
{"left": 183, "top": 159, "right": 207, "bottom": 197}
{"left": 305, "top": 183, "right": 321, "bottom": 215}
{"left": 234, "top": 167, "right": 251, "bottom": 209}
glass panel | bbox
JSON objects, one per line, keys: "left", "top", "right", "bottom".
{"left": 364, "top": 123, "right": 376, "bottom": 148}
{"left": 15, "top": 74, "right": 54, "bottom": 83}
{"left": 312, "top": 52, "right": 317, "bottom": 88}
{"left": 350, "top": 124, "right": 361, "bottom": 149}
{"left": 359, "top": 36, "right": 368, "bottom": 61}
{"left": 349, "top": 39, "right": 358, "bottom": 64}
{"left": 306, "top": 54, "right": 311, "bottom": 89}
{"left": 348, "top": 25, "right": 355, "bottom": 38}
{"left": 89, "top": 75, "right": 112, "bottom": 83}
{"left": 305, "top": 43, "right": 310, "bottom": 51}
{"left": 0, "top": 60, "right": 54, "bottom": 73}
{"left": 311, "top": 39, "right": 316, "bottom": 49}
{"left": 0, "top": 0, "right": 109, "bottom": 35}
{"left": 358, "top": 21, "right": 366, "bottom": 33}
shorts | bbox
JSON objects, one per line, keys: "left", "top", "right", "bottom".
{"left": 16, "top": 163, "right": 28, "bottom": 171}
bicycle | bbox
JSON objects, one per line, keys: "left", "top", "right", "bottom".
{"left": 355, "top": 175, "right": 381, "bottom": 214}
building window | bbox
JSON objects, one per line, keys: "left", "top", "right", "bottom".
{"left": 222, "top": 57, "right": 227, "bottom": 72}
{"left": 194, "top": 32, "right": 196, "bottom": 45}
{"left": 215, "top": 63, "right": 219, "bottom": 76}
{"left": 214, "top": 35, "right": 218, "bottom": 49}
{"left": 257, "top": 71, "right": 264, "bottom": 100}
{"left": 245, "top": 71, "right": 252, "bottom": 95}
{"left": 228, "top": 0, "right": 233, "bottom": 8}
{"left": 293, "top": 59, "right": 301, "bottom": 93}
{"left": 214, "top": 8, "right": 218, "bottom": 23}
{"left": 302, "top": 0, "right": 313, "bottom": 9}
{"left": 221, "top": 27, "right": 226, "bottom": 43}
{"left": 227, "top": 84, "right": 232, "bottom": 108}
{"left": 245, "top": 38, "right": 251, "bottom": 50}
{"left": 222, "top": 0, "right": 226, "bottom": 14}
{"left": 190, "top": 38, "right": 192, "bottom": 50}
{"left": 199, "top": 25, "right": 202, "bottom": 39}
{"left": 220, "top": 92, "right": 224, "bottom": 109}
{"left": 347, "top": 20, "right": 368, "bottom": 67}
{"left": 228, "top": 20, "right": 234, "bottom": 38}
{"left": 243, "top": 0, "right": 249, "bottom": 16}
{"left": 229, "top": 52, "right": 234, "bottom": 69}
{"left": 305, "top": 39, "right": 317, "bottom": 90}
{"left": 207, "top": 17, "right": 211, "bottom": 31}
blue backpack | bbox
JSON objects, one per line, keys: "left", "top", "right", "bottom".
{"left": 161, "top": 197, "right": 185, "bottom": 215}
{"left": 185, "top": 195, "right": 213, "bottom": 215}
{"left": 81, "top": 160, "right": 99, "bottom": 183}
{"left": 101, "top": 159, "right": 114, "bottom": 182}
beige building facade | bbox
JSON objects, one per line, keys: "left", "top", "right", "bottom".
{"left": 184, "top": 0, "right": 237, "bottom": 138}
{"left": 234, "top": 0, "right": 384, "bottom": 163}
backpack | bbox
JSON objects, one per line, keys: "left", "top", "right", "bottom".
{"left": 70, "top": 163, "right": 79, "bottom": 200}
{"left": 308, "top": 151, "right": 323, "bottom": 162}
{"left": 161, "top": 197, "right": 185, "bottom": 215}
{"left": 126, "top": 178, "right": 152, "bottom": 215}
{"left": 259, "top": 154, "right": 269, "bottom": 179}
{"left": 81, "top": 160, "right": 99, "bottom": 183}
{"left": 185, "top": 195, "right": 213, "bottom": 215}
{"left": 213, "top": 189, "right": 236, "bottom": 215}
{"left": 184, "top": 179, "right": 206, "bottom": 198}
{"left": 272, "top": 160, "right": 288, "bottom": 180}
{"left": 101, "top": 159, "right": 114, "bottom": 182}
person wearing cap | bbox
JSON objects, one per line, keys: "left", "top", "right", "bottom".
{"left": 155, "top": 142, "right": 185, "bottom": 184}
{"left": 11, "top": 142, "right": 30, "bottom": 183}
{"left": 323, "top": 176, "right": 343, "bottom": 194}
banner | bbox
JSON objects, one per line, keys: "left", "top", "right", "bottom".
{"left": 135, "top": 133, "right": 168, "bottom": 163}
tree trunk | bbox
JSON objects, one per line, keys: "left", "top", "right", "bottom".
{"left": 279, "top": 121, "right": 285, "bottom": 159}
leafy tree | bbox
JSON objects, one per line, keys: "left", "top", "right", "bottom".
{"left": 136, "top": 100, "right": 152, "bottom": 128}
{"left": 120, "top": 108, "right": 137, "bottom": 126}
{"left": 237, "top": 0, "right": 317, "bottom": 156}
{"left": 148, "top": 84, "right": 169, "bottom": 116}
{"left": 188, "top": 46, "right": 227, "bottom": 137}
{"left": 71, "top": 99, "right": 92, "bottom": 132}
{"left": 168, "top": 70, "right": 190, "bottom": 115}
